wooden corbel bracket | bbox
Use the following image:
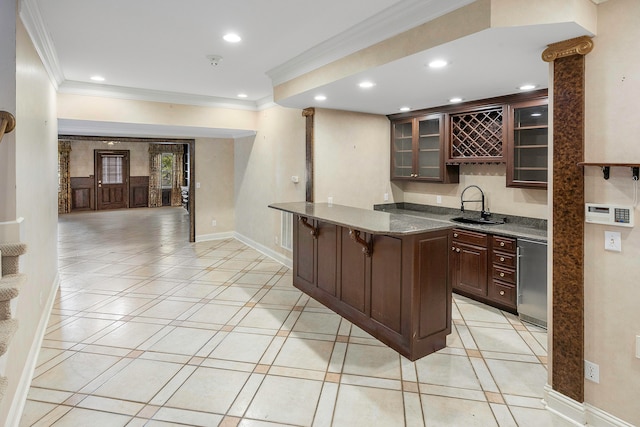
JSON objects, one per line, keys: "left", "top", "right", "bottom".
{"left": 0, "top": 111, "right": 16, "bottom": 144}
{"left": 298, "top": 216, "right": 318, "bottom": 238}
{"left": 348, "top": 228, "right": 372, "bottom": 257}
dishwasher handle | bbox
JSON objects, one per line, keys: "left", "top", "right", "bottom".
{"left": 516, "top": 245, "right": 522, "bottom": 305}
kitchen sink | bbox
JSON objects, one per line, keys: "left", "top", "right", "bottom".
{"left": 450, "top": 216, "right": 504, "bottom": 225}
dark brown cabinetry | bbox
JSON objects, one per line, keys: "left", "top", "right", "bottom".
{"left": 388, "top": 90, "right": 548, "bottom": 184}
{"left": 506, "top": 98, "right": 549, "bottom": 188}
{"left": 448, "top": 106, "right": 506, "bottom": 164}
{"left": 391, "top": 114, "right": 459, "bottom": 183}
{"left": 293, "top": 215, "right": 451, "bottom": 360}
{"left": 450, "top": 228, "right": 517, "bottom": 312}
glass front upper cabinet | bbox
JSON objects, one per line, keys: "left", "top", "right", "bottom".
{"left": 506, "top": 99, "right": 549, "bottom": 188}
{"left": 391, "top": 114, "right": 458, "bottom": 183}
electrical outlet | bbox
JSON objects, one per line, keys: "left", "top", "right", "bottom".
{"left": 211, "top": 219, "right": 216, "bottom": 227}
{"left": 636, "top": 335, "right": 640, "bottom": 359}
{"left": 585, "top": 360, "right": 600, "bottom": 383}
{"left": 328, "top": 196, "right": 333, "bottom": 206}
{"left": 436, "top": 195, "right": 442, "bottom": 204}
{"left": 275, "top": 236, "right": 278, "bottom": 245}
{"left": 384, "top": 193, "right": 389, "bottom": 202}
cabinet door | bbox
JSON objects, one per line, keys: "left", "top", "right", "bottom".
{"left": 506, "top": 98, "right": 548, "bottom": 188}
{"left": 293, "top": 216, "right": 316, "bottom": 287}
{"left": 453, "top": 242, "right": 488, "bottom": 296}
{"left": 316, "top": 222, "right": 338, "bottom": 296}
{"left": 339, "top": 228, "right": 368, "bottom": 314}
{"left": 391, "top": 119, "right": 415, "bottom": 179}
{"left": 370, "top": 235, "right": 402, "bottom": 333}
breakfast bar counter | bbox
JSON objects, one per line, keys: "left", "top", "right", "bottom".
{"left": 269, "top": 202, "right": 454, "bottom": 360}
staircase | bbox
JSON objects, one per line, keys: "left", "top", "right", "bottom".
{"left": 0, "top": 242, "right": 26, "bottom": 402}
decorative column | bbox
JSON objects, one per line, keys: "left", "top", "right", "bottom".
{"left": 542, "top": 35, "right": 593, "bottom": 403}
{"left": 303, "top": 108, "right": 315, "bottom": 202}
{"left": 57, "top": 141, "right": 72, "bottom": 213}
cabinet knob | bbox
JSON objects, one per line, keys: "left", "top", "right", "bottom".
{"left": 500, "top": 242, "right": 505, "bottom": 247}
{"left": 456, "top": 248, "right": 460, "bottom": 253}
{"left": 452, "top": 246, "right": 456, "bottom": 251}
{"left": 499, "top": 272, "right": 505, "bottom": 277}
{"left": 499, "top": 290, "right": 505, "bottom": 296}
{"left": 453, "top": 233, "right": 458, "bottom": 238}
{"left": 500, "top": 257, "right": 505, "bottom": 262}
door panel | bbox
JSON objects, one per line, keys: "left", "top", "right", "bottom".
{"left": 95, "top": 150, "right": 129, "bottom": 210}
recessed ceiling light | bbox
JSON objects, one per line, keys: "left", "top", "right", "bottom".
{"left": 519, "top": 84, "right": 536, "bottom": 91}
{"left": 238, "top": 93, "right": 248, "bottom": 98}
{"left": 223, "top": 33, "right": 242, "bottom": 43}
{"left": 428, "top": 59, "right": 448, "bottom": 68}
{"left": 449, "top": 97, "right": 463, "bottom": 103}
{"left": 400, "top": 107, "right": 411, "bottom": 112}
{"left": 314, "top": 95, "right": 327, "bottom": 101}
{"left": 359, "top": 81, "right": 376, "bottom": 89}
{"left": 90, "top": 75, "right": 105, "bottom": 82}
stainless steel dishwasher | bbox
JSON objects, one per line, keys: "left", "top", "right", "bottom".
{"left": 517, "top": 239, "right": 548, "bottom": 328}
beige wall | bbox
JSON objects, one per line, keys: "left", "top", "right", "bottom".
{"left": 402, "top": 164, "right": 548, "bottom": 219}
{"left": 0, "top": 18, "right": 59, "bottom": 422}
{"left": 583, "top": 0, "right": 640, "bottom": 423}
{"left": 68, "top": 140, "right": 150, "bottom": 177}
{"left": 314, "top": 109, "right": 396, "bottom": 209}
{"left": 195, "top": 138, "right": 235, "bottom": 237}
{"left": 58, "top": 93, "right": 258, "bottom": 131}
{"left": 234, "top": 106, "right": 306, "bottom": 259}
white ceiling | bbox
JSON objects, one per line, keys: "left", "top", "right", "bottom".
{"left": 22, "top": 0, "right": 596, "bottom": 136}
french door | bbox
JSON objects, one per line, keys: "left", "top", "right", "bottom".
{"left": 95, "top": 150, "right": 129, "bottom": 210}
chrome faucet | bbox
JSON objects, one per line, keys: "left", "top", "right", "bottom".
{"left": 460, "top": 185, "right": 490, "bottom": 219}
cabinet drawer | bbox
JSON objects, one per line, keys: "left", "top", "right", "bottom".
{"left": 452, "top": 229, "right": 487, "bottom": 247}
{"left": 492, "top": 251, "right": 516, "bottom": 268}
{"left": 488, "top": 280, "right": 517, "bottom": 308}
{"left": 492, "top": 265, "right": 516, "bottom": 284}
{"left": 492, "top": 235, "right": 516, "bottom": 253}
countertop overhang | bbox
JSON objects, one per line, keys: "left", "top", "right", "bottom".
{"left": 269, "top": 202, "right": 453, "bottom": 236}
{"left": 270, "top": 202, "right": 548, "bottom": 242}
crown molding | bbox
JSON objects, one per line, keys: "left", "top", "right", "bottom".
{"left": 19, "top": 0, "right": 64, "bottom": 89}
{"left": 58, "top": 80, "right": 263, "bottom": 111}
{"left": 266, "top": 0, "right": 475, "bottom": 86}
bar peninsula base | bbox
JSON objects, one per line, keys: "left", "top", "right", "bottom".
{"left": 271, "top": 202, "right": 453, "bottom": 361}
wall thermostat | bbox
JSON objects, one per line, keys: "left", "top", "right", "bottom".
{"left": 585, "top": 203, "right": 634, "bottom": 227}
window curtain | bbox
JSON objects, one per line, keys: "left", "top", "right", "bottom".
{"left": 58, "top": 141, "right": 72, "bottom": 213}
{"left": 148, "top": 144, "right": 184, "bottom": 208}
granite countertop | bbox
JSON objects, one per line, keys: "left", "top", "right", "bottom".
{"left": 269, "top": 202, "right": 454, "bottom": 236}
{"left": 375, "top": 203, "right": 548, "bottom": 242}
{"left": 269, "top": 202, "right": 548, "bottom": 242}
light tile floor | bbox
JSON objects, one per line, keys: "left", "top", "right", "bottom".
{"left": 20, "top": 207, "right": 572, "bottom": 426}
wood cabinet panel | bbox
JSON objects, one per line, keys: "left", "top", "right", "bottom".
{"left": 130, "top": 176, "right": 149, "bottom": 208}
{"left": 294, "top": 217, "right": 315, "bottom": 287}
{"left": 417, "top": 233, "right": 451, "bottom": 339}
{"left": 340, "top": 228, "right": 367, "bottom": 314}
{"left": 70, "top": 176, "right": 94, "bottom": 211}
{"left": 370, "top": 235, "right": 402, "bottom": 333}
{"left": 317, "top": 222, "right": 338, "bottom": 297}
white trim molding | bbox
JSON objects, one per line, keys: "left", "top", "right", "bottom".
{"left": 234, "top": 233, "right": 292, "bottom": 270}
{"left": 195, "top": 231, "right": 236, "bottom": 243}
{"left": 544, "top": 385, "right": 636, "bottom": 427}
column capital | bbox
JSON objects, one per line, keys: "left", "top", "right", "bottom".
{"left": 302, "top": 107, "right": 315, "bottom": 117}
{"left": 542, "top": 36, "right": 594, "bottom": 62}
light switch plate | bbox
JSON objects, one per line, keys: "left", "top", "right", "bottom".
{"left": 604, "top": 231, "right": 621, "bottom": 252}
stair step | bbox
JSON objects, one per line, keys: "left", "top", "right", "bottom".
{"left": 0, "top": 273, "right": 26, "bottom": 300}
{"left": 0, "top": 319, "right": 18, "bottom": 356}
{"left": 0, "top": 242, "right": 27, "bottom": 276}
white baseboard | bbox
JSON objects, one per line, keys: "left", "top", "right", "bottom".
{"left": 6, "top": 273, "right": 60, "bottom": 427}
{"left": 544, "top": 385, "right": 635, "bottom": 427}
{"left": 234, "top": 232, "right": 292, "bottom": 269}
{"left": 195, "top": 231, "right": 235, "bottom": 242}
